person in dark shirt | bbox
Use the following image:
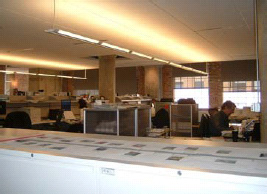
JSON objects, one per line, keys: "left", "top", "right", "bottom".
{"left": 210, "top": 101, "right": 236, "bottom": 136}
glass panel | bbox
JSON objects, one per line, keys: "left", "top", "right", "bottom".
{"left": 181, "top": 77, "right": 188, "bottom": 88}
{"left": 174, "top": 88, "right": 209, "bottom": 108}
{"left": 203, "top": 77, "right": 209, "bottom": 87}
{"left": 223, "top": 92, "right": 260, "bottom": 109}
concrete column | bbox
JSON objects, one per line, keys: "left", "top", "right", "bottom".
{"left": 162, "top": 65, "right": 173, "bottom": 99}
{"left": 207, "top": 62, "right": 223, "bottom": 109}
{"left": 136, "top": 66, "right": 145, "bottom": 96}
{"left": 99, "top": 55, "right": 116, "bottom": 103}
{"left": 257, "top": 0, "right": 267, "bottom": 142}
{"left": 0, "top": 65, "right": 5, "bottom": 94}
{"left": 144, "top": 66, "right": 160, "bottom": 100}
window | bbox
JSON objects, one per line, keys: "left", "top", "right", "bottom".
{"left": 174, "top": 76, "right": 209, "bottom": 108}
{"left": 223, "top": 81, "right": 260, "bottom": 108}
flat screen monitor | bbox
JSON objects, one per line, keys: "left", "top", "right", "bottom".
{"left": 61, "top": 100, "right": 71, "bottom": 111}
{"left": 0, "top": 101, "right": 6, "bottom": 115}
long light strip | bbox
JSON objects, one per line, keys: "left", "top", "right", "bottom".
{"left": 153, "top": 58, "right": 169, "bottom": 64}
{"left": 74, "top": 76, "right": 87, "bottom": 79}
{"left": 38, "top": 73, "right": 56, "bottom": 77}
{"left": 131, "top": 51, "right": 152, "bottom": 59}
{"left": 16, "top": 72, "right": 37, "bottom": 75}
{"left": 101, "top": 42, "right": 130, "bottom": 53}
{"left": 0, "top": 71, "right": 87, "bottom": 79}
{"left": 45, "top": 29, "right": 99, "bottom": 44}
{"left": 0, "top": 70, "right": 14, "bottom": 74}
{"left": 0, "top": 54, "right": 88, "bottom": 70}
{"left": 46, "top": 29, "right": 208, "bottom": 75}
{"left": 57, "top": 75, "right": 73, "bottom": 79}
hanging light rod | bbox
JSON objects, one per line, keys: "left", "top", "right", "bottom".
{"left": 45, "top": 29, "right": 100, "bottom": 44}
{"left": 0, "top": 70, "right": 87, "bottom": 79}
{"left": 131, "top": 51, "right": 152, "bottom": 59}
{"left": 57, "top": 75, "right": 73, "bottom": 79}
{"left": 101, "top": 42, "right": 130, "bottom": 53}
{"left": 45, "top": 28, "right": 208, "bottom": 75}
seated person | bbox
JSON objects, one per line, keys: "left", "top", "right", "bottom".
{"left": 78, "top": 98, "right": 87, "bottom": 120}
{"left": 67, "top": 98, "right": 87, "bottom": 133}
{"left": 209, "top": 101, "right": 236, "bottom": 136}
{"left": 208, "top": 107, "right": 218, "bottom": 117}
{"left": 152, "top": 108, "right": 170, "bottom": 128}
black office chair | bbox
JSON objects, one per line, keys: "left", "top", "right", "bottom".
{"left": 199, "top": 113, "right": 210, "bottom": 137}
{"left": 152, "top": 108, "right": 170, "bottom": 128}
{"left": 4, "top": 111, "right": 32, "bottom": 129}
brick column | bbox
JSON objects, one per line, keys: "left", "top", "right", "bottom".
{"left": 99, "top": 55, "right": 116, "bottom": 103}
{"left": 0, "top": 65, "right": 5, "bottom": 94}
{"left": 144, "top": 66, "right": 160, "bottom": 100}
{"left": 257, "top": 0, "right": 267, "bottom": 142}
{"left": 162, "top": 65, "right": 173, "bottom": 99}
{"left": 208, "top": 62, "right": 223, "bottom": 108}
{"left": 136, "top": 66, "right": 145, "bottom": 95}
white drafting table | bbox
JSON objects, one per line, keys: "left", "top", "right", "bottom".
{"left": 0, "top": 128, "right": 267, "bottom": 194}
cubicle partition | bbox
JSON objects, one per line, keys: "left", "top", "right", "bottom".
{"left": 5, "top": 101, "right": 79, "bottom": 119}
{"left": 84, "top": 106, "right": 151, "bottom": 137}
{"left": 170, "top": 104, "right": 198, "bottom": 137}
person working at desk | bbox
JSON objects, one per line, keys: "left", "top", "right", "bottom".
{"left": 210, "top": 101, "right": 236, "bottom": 136}
{"left": 67, "top": 98, "right": 87, "bottom": 133}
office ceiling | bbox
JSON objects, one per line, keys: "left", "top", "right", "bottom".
{"left": 0, "top": 0, "right": 255, "bottom": 70}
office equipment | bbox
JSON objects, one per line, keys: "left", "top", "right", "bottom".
{"left": 49, "top": 109, "right": 61, "bottom": 120}
{"left": 61, "top": 99, "right": 71, "bottom": 111}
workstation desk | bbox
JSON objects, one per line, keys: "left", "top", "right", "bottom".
{"left": 0, "top": 128, "right": 267, "bottom": 194}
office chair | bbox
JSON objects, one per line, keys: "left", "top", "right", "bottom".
{"left": 152, "top": 108, "right": 170, "bottom": 128}
{"left": 4, "top": 111, "right": 32, "bottom": 129}
{"left": 199, "top": 113, "right": 210, "bottom": 137}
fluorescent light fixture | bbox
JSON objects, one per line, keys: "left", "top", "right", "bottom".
{"left": 0, "top": 54, "right": 88, "bottom": 70}
{"left": 45, "top": 29, "right": 208, "bottom": 75}
{"left": 181, "top": 66, "right": 193, "bottom": 71}
{"left": 73, "top": 77, "right": 87, "bottom": 80}
{"left": 16, "top": 72, "right": 37, "bottom": 75}
{"left": 0, "top": 70, "right": 14, "bottom": 74}
{"left": 46, "top": 29, "right": 99, "bottom": 44}
{"left": 170, "top": 62, "right": 182, "bottom": 68}
{"left": 193, "top": 70, "right": 208, "bottom": 75}
{"left": 38, "top": 73, "right": 56, "bottom": 77}
{"left": 131, "top": 51, "right": 152, "bottom": 59}
{"left": 57, "top": 75, "right": 73, "bottom": 79}
{"left": 153, "top": 58, "right": 169, "bottom": 64}
{"left": 101, "top": 42, "right": 130, "bottom": 53}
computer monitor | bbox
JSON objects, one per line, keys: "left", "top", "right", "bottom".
{"left": 0, "top": 101, "right": 6, "bottom": 115}
{"left": 61, "top": 100, "right": 71, "bottom": 111}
